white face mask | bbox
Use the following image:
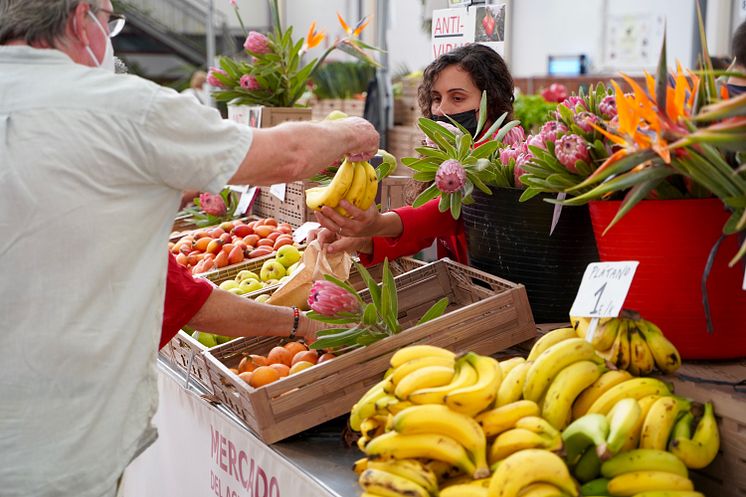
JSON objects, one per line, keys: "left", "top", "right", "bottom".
{"left": 84, "top": 11, "right": 115, "bottom": 72}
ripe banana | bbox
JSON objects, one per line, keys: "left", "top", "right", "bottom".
{"left": 358, "top": 467, "right": 430, "bottom": 497}
{"left": 573, "top": 370, "right": 633, "bottom": 420}
{"left": 542, "top": 360, "right": 603, "bottom": 430}
{"left": 573, "top": 317, "right": 619, "bottom": 351}
{"left": 305, "top": 158, "right": 356, "bottom": 210}
{"left": 445, "top": 353, "right": 502, "bottom": 417}
{"left": 375, "top": 395, "right": 413, "bottom": 415}
{"left": 562, "top": 414, "right": 610, "bottom": 466}
{"left": 624, "top": 492, "right": 703, "bottom": 497}
{"left": 441, "top": 484, "right": 489, "bottom": 497}
{"left": 353, "top": 457, "right": 369, "bottom": 475}
{"left": 670, "top": 410, "right": 693, "bottom": 441}
{"left": 523, "top": 338, "right": 602, "bottom": 403}
{"left": 587, "top": 378, "right": 671, "bottom": 415}
{"left": 600, "top": 449, "right": 689, "bottom": 479}
{"left": 409, "top": 356, "right": 478, "bottom": 405}
{"left": 392, "top": 404, "right": 489, "bottom": 478}
{"left": 579, "top": 478, "right": 609, "bottom": 496}
{"left": 476, "top": 399, "right": 541, "bottom": 437}
{"left": 365, "top": 431, "right": 477, "bottom": 478}
{"left": 628, "top": 325, "right": 655, "bottom": 376}
{"left": 606, "top": 471, "right": 693, "bottom": 496}
{"left": 487, "top": 449, "right": 579, "bottom": 497}
{"left": 497, "top": 361, "right": 531, "bottom": 407}
{"left": 394, "top": 365, "right": 455, "bottom": 401}
{"left": 622, "top": 394, "right": 661, "bottom": 452}
{"left": 515, "top": 416, "right": 562, "bottom": 444}
{"left": 335, "top": 161, "right": 368, "bottom": 216}
{"left": 350, "top": 379, "right": 388, "bottom": 431}
{"left": 669, "top": 402, "right": 719, "bottom": 469}
{"left": 367, "top": 459, "right": 438, "bottom": 496}
{"left": 517, "top": 482, "right": 567, "bottom": 497}
{"left": 358, "top": 160, "right": 379, "bottom": 212}
{"left": 639, "top": 396, "right": 690, "bottom": 451}
{"left": 500, "top": 357, "right": 527, "bottom": 376}
{"left": 489, "top": 428, "right": 554, "bottom": 465}
{"left": 389, "top": 355, "right": 456, "bottom": 390}
{"left": 606, "top": 398, "right": 642, "bottom": 454}
{"left": 527, "top": 327, "right": 578, "bottom": 361}
{"left": 390, "top": 345, "right": 455, "bottom": 369}
{"left": 574, "top": 447, "right": 601, "bottom": 483}
{"left": 636, "top": 319, "right": 681, "bottom": 374}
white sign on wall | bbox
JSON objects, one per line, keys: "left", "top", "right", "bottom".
{"left": 431, "top": 4, "right": 506, "bottom": 59}
{"left": 603, "top": 13, "right": 665, "bottom": 70}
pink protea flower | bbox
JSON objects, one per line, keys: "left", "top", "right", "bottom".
{"left": 574, "top": 111, "right": 600, "bottom": 133}
{"left": 526, "top": 133, "right": 546, "bottom": 151}
{"left": 499, "top": 146, "right": 519, "bottom": 166}
{"left": 199, "top": 193, "right": 227, "bottom": 216}
{"left": 540, "top": 83, "right": 569, "bottom": 103}
{"left": 598, "top": 95, "right": 617, "bottom": 119}
{"left": 230, "top": 0, "right": 237, "bottom": 6}
{"left": 560, "top": 96, "right": 586, "bottom": 112}
{"left": 207, "top": 67, "right": 228, "bottom": 88}
{"left": 539, "top": 120, "right": 568, "bottom": 144}
{"left": 244, "top": 31, "right": 270, "bottom": 54}
{"left": 308, "top": 280, "right": 360, "bottom": 316}
{"left": 502, "top": 125, "right": 526, "bottom": 147}
{"left": 239, "top": 74, "right": 260, "bottom": 90}
{"left": 424, "top": 122, "right": 462, "bottom": 148}
{"left": 513, "top": 152, "right": 533, "bottom": 188}
{"left": 435, "top": 159, "right": 467, "bottom": 193}
{"left": 554, "top": 134, "right": 590, "bottom": 173}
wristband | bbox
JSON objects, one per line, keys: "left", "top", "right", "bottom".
{"left": 289, "top": 306, "right": 300, "bottom": 340}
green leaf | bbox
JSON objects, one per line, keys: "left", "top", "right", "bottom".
{"left": 558, "top": 166, "right": 676, "bottom": 206}
{"left": 602, "top": 178, "right": 666, "bottom": 235}
{"left": 413, "top": 171, "right": 435, "bottom": 182}
{"left": 476, "top": 112, "right": 508, "bottom": 143}
{"left": 450, "top": 190, "right": 462, "bottom": 219}
{"left": 315, "top": 327, "right": 355, "bottom": 336}
{"left": 412, "top": 183, "right": 441, "bottom": 208}
{"left": 470, "top": 172, "right": 493, "bottom": 194}
{"left": 415, "top": 147, "right": 449, "bottom": 160}
{"left": 494, "top": 120, "right": 521, "bottom": 143}
{"left": 355, "top": 262, "right": 381, "bottom": 311}
{"left": 380, "top": 259, "right": 400, "bottom": 333}
{"left": 474, "top": 91, "right": 489, "bottom": 138}
{"left": 416, "top": 297, "right": 449, "bottom": 325}
{"left": 438, "top": 193, "right": 450, "bottom": 212}
{"left": 310, "top": 327, "right": 367, "bottom": 350}
{"left": 519, "top": 187, "right": 542, "bottom": 202}
{"left": 456, "top": 133, "right": 471, "bottom": 161}
{"left": 401, "top": 158, "right": 440, "bottom": 173}
{"left": 471, "top": 141, "right": 499, "bottom": 159}
{"left": 362, "top": 303, "right": 378, "bottom": 326}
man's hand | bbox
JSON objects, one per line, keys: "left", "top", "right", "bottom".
{"left": 339, "top": 117, "right": 379, "bottom": 162}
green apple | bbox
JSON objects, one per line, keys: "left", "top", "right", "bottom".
{"left": 260, "top": 260, "right": 286, "bottom": 281}
{"left": 275, "top": 245, "right": 302, "bottom": 268}
{"left": 216, "top": 335, "right": 233, "bottom": 344}
{"left": 235, "top": 270, "right": 260, "bottom": 282}
{"left": 228, "top": 288, "right": 243, "bottom": 295}
{"left": 239, "top": 278, "right": 263, "bottom": 294}
{"left": 219, "top": 280, "right": 240, "bottom": 291}
{"left": 193, "top": 331, "right": 218, "bottom": 348}
{"left": 254, "top": 294, "right": 271, "bottom": 303}
{"left": 325, "top": 110, "right": 348, "bottom": 121}
{"left": 286, "top": 261, "right": 301, "bottom": 275}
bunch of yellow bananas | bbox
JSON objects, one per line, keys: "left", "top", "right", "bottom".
{"left": 572, "top": 311, "right": 681, "bottom": 376}
{"left": 305, "top": 157, "right": 379, "bottom": 216}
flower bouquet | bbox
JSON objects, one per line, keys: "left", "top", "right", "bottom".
{"left": 208, "top": 0, "right": 380, "bottom": 108}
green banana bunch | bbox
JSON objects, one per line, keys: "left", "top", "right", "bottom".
{"left": 579, "top": 478, "right": 609, "bottom": 496}
{"left": 562, "top": 414, "right": 611, "bottom": 466}
{"left": 573, "top": 446, "right": 602, "bottom": 483}
{"left": 306, "top": 157, "right": 379, "bottom": 216}
{"left": 486, "top": 449, "right": 579, "bottom": 497}
{"left": 606, "top": 398, "right": 642, "bottom": 454}
{"left": 668, "top": 402, "right": 719, "bottom": 469}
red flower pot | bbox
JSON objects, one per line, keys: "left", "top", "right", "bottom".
{"left": 590, "top": 199, "right": 746, "bottom": 359}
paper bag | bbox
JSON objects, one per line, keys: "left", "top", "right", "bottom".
{"left": 267, "top": 240, "right": 353, "bottom": 309}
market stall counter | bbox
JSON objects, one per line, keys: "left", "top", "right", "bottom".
{"left": 121, "top": 361, "right": 358, "bottom": 497}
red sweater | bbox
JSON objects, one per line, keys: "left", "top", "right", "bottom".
{"left": 160, "top": 253, "right": 214, "bottom": 349}
{"left": 359, "top": 198, "right": 469, "bottom": 266}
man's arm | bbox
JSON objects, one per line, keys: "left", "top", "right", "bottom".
{"left": 229, "top": 117, "right": 379, "bottom": 185}
{"left": 187, "top": 289, "right": 321, "bottom": 343}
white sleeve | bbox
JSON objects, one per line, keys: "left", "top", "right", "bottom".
{"left": 140, "top": 87, "right": 252, "bottom": 193}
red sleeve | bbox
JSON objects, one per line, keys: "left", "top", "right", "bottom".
{"left": 358, "top": 198, "right": 462, "bottom": 266}
{"left": 160, "top": 254, "right": 214, "bottom": 349}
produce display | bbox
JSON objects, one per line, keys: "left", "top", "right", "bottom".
{"left": 349, "top": 314, "right": 718, "bottom": 497}
{"left": 167, "top": 217, "right": 298, "bottom": 275}
{"left": 216, "top": 247, "right": 303, "bottom": 295}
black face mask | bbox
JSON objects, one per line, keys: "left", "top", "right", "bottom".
{"left": 431, "top": 109, "right": 479, "bottom": 137}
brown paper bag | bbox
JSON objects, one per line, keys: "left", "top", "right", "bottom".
{"left": 266, "top": 240, "right": 353, "bottom": 309}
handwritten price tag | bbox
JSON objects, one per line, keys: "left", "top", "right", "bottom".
{"left": 234, "top": 186, "right": 257, "bottom": 217}
{"left": 269, "top": 183, "right": 286, "bottom": 202}
{"left": 570, "top": 261, "right": 639, "bottom": 318}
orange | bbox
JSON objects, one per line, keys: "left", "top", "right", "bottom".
{"left": 238, "top": 371, "right": 253, "bottom": 384}
{"left": 292, "top": 349, "right": 318, "bottom": 366}
{"left": 318, "top": 352, "right": 336, "bottom": 364}
{"left": 284, "top": 341, "right": 307, "bottom": 357}
{"left": 229, "top": 368, "right": 240, "bottom": 375}
{"left": 250, "top": 366, "right": 281, "bottom": 388}
{"left": 289, "top": 361, "right": 314, "bottom": 375}
{"left": 267, "top": 346, "right": 292, "bottom": 367}
{"left": 270, "top": 363, "right": 290, "bottom": 377}
{"left": 238, "top": 354, "right": 268, "bottom": 373}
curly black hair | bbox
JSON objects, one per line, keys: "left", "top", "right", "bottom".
{"left": 417, "top": 44, "right": 515, "bottom": 124}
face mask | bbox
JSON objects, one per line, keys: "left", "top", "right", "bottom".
{"left": 83, "top": 11, "right": 115, "bottom": 72}
{"left": 431, "top": 109, "right": 479, "bottom": 137}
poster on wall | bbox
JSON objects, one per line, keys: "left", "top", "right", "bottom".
{"left": 602, "top": 13, "right": 665, "bottom": 70}
{"left": 431, "top": 3, "right": 506, "bottom": 59}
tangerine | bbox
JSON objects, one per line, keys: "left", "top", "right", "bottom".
{"left": 250, "top": 366, "right": 281, "bottom": 388}
{"left": 292, "top": 349, "right": 318, "bottom": 366}
{"left": 238, "top": 354, "right": 268, "bottom": 373}
{"left": 284, "top": 341, "right": 307, "bottom": 357}
{"left": 238, "top": 371, "right": 253, "bottom": 384}
{"left": 270, "top": 363, "right": 290, "bottom": 377}
{"left": 289, "top": 361, "right": 314, "bottom": 375}
{"left": 267, "top": 346, "right": 293, "bottom": 367}
{"left": 318, "top": 352, "right": 336, "bottom": 364}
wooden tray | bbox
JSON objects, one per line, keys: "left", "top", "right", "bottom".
{"left": 203, "top": 258, "right": 536, "bottom": 443}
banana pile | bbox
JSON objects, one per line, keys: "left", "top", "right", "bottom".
{"left": 305, "top": 157, "right": 378, "bottom": 216}
{"left": 573, "top": 311, "right": 681, "bottom": 376}
{"left": 348, "top": 315, "right": 719, "bottom": 497}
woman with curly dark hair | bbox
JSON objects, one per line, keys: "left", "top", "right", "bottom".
{"left": 311, "top": 44, "right": 515, "bottom": 265}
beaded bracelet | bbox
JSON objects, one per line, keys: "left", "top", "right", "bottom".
{"left": 289, "top": 306, "right": 300, "bottom": 340}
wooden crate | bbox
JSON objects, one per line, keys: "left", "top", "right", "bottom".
{"left": 161, "top": 330, "right": 224, "bottom": 393}
{"left": 251, "top": 181, "right": 315, "bottom": 229}
{"left": 379, "top": 175, "right": 412, "bottom": 211}
{"left": 393, "top": 96, "right": 420, "bottom": 126}
{"left": 202, "top": 258, "right": 536, "bottom": 443}
{"left": 663, "top": 361, "right": 746, "bottom": 497}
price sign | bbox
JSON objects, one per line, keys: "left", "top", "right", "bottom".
{"left": 570, "top": 261, "right": 639, "bottom": 318}
{"left": 234, "top": 186, "right": 257, "bottom": 216}
{"left": 293, "top": 221, "right": 320, "bottom": 244}
{"left": 269, "top": 183, "right": 286, "bottom": 202}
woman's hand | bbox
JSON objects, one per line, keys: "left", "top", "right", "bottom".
{"left": 307, "top": 227, "right": 373, "bottom": 255}
{"left": 315, "top": 201, "right": 382, "bottom": 238}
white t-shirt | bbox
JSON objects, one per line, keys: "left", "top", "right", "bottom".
{"left": 0, "top": 46, "right": 252, "bottom": 497}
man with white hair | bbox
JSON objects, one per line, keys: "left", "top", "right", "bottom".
{"left": 0, "top": 1, "right": 379, "bottom": 496}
